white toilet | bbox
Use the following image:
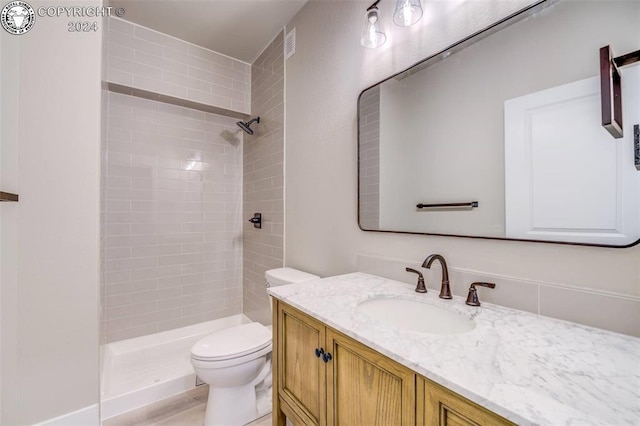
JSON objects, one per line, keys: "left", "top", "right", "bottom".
{"left": 191, "top": 267, "right": 319, "bottom": 426}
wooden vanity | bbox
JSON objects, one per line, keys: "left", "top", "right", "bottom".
{"left": 272, "top": 301, "right": 513, "bottom": 426}
{"left": 267, "top": 273, "right": 640, "bottom": 425}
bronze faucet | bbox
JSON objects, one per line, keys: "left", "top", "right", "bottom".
{"left": 406, "top": 267, "right": 427, "bottom": 293}
{"left": 465, "top": 282, "right": 496, "bottom": 306}
{"left": 422, "top": 254, "right": 452, "bottom": 299}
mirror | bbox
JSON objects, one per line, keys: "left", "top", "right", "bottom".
{"left": 358, "top": 0, "right": 640, "bottom": 247}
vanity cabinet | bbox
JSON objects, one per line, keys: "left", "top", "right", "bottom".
{"left": 275, "top": 301, "right": 414, "bottom": 426}
{"left": 273, "top": 300, "right": 513, "bottom": 426}
{"left": 417, "top": 378, "right": 515, "bottom": 426}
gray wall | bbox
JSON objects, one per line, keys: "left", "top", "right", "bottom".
{"left": 1, "top": 1, "right": 102, "bottom": 423}
{"left": 284, "top": 0, "right": 640, "bottom": 335}
{"left": 243, "top": 32, "right": 286, "bottom": 325}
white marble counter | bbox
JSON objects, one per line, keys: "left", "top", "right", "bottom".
{"left": 267, "top": 273, "right": 640, "bottom": 425}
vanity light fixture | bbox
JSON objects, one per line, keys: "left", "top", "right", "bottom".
{"left": 361, "top": 1, "right": 386, "bottom": 48}
{"left": 361, "top": 0, "right": 423, "bottom": 48}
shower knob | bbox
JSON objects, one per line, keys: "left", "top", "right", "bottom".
{"left": 248, "top": 213, "right": 262, "bottom": 229}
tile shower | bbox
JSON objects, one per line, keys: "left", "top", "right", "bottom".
{"left": 103, "top": 92, "right": 243, "bottom": 342}
{"left": 100, "top": 17, "right": 285, "bottom": 419}
{"left": 102, "top": 17, "right": 252, "bottom": 342}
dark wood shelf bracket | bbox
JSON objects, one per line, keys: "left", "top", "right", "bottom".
{"left": 0, "top": 192, "right": 19, "bottom": 202}
{"left": 600, "top": 46, "right": 640, "bottom": 139}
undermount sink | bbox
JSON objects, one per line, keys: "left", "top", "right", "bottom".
{"left": 357, "top": 297, "right": 476, "bottom": 335}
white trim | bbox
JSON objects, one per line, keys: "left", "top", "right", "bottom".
{"left": 35, "top": 404, "right": 99, "bottom": 426}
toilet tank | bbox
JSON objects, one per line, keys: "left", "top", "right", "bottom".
{"left": 266, "top": 268, "right": 319, "bottom": 314}
{"left": 265, "top": 267, "right": 319, "bottom": 288}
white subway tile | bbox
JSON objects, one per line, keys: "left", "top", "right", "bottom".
{"left": 163, "top": 70, "right": 212, "bottom": 93}
{"left": 186, "top": 88, "right": 232, "bottom": 110}
{"left": 134, "top": 25, "right": 184, "bottom": 51}
{"left": 188, "top": 66, "right": 233, "bottom": 89}
{"left": 130, "top": 287, "right": 181, "bottom": 304}
{"left": 162, "top": 46, "right": 211, "bottom": 72}
{"left": 130, "top": 265, "right": 182, "bottom": 280}
{"left": 109, "top": 18, "right": 134, "bottom": 35}
{"left": 135, "top": 50, "right": 189, "bottom": 75}
{"left": 158, "top": 273, "right": 204, "bottom": 289}
{"left": 106, "top": 200, "right": 131, "bottom": 212}
{"left": 103, "top": 42, "right": 244, "bottom": 342}
{"left": 107, "top": 279, "right": 157, "bottom": 295}
{"left": 104, "top": 224, "right": 131, "bottom": 237}
{"left": 133, "top": 75, "right": 187, "bottom": 99}
{"left": 130, "top": 308, "right": 181, "bottom": 327}
{"left": 108, "top": 68, "right": 134, "bottom": 86}
{"left": 105, "top": 317, "right": 131, "bottom": 332}
{"left": 187, "top": 43, "right": 234, "bottom": 68}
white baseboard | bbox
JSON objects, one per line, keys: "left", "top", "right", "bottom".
{"left": 36, "top": 404, "right": 99, "bottom": 426}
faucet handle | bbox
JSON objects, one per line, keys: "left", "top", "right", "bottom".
{"left": 406, "top": 267, "right": 427, "bottom": 293}
{"left": 465, "top": 282, "right": 496, "bottom": 306}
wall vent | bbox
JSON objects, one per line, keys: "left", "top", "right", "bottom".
{"left": 285, "top": 28, "right": 296, "bottom": 60}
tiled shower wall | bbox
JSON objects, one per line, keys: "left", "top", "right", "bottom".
{"left": 107, "top": 17, "right": 250, "bottom": 114}
{"left": 243, "top": 32, "right": 286, "bottom": 325}
{"left": 102, "top": 92, "right": 243, "bottom": 342}
{"left": 359, "top": 86, "right": 380, "bottom": 230}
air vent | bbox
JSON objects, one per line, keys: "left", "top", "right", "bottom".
{"left": 285, "top": 28, "right": 296, "bottom": 60}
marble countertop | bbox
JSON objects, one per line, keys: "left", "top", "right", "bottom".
{"left": 267, "top": 273, "right": 640, "bottom": 425}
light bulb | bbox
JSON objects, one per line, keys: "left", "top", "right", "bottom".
{"left": 361, "top": 6, "right": 386, "bottom": 48}
{"left": 393, "top": 0, "right": 423, "bottom": 27}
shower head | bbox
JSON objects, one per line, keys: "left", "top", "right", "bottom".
{"left": 236, "top": 116, "right": 260, "bottom": 135}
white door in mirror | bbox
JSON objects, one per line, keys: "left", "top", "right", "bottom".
{"left": 504, "top": 67, "right": 640, "bottom": 245}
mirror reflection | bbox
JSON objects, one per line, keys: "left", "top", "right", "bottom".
{"left": 358, "top": 0, "right": 640, "bottom": 246}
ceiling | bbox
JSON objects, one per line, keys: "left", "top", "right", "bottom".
{"left": 108, "top": 0, "right": 308, "bottom": 63}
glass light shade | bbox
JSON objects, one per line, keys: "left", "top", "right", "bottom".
{"left": 393, "top": 0, "right": 423, "bottom": 27}
{"left": 361, "top": 7, "right": 386, "bottom": 48}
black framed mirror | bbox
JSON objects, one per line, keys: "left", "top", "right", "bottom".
{"left": 357, "top": 0, "right": 640, "bottom": 247}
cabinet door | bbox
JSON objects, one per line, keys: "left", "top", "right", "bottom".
{"left": 277, "top": 303, "right": 327, "bottom": 426}
{"left": 418, "top": 377, "right": 515, "bottom": 426}
{"left": 326, "top": 329, "right": 416, "bottom": 426}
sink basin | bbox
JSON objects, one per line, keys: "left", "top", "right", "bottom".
{"left": 356, "top": 297, "right": 476, "bottom": 334}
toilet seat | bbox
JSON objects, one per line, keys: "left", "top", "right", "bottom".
{"left": 191, "top": 323, "right": 272, "bottom": 365}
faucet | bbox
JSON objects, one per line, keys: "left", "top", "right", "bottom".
{"left": 422, "top": 254, "right": 452, "bottom": 299}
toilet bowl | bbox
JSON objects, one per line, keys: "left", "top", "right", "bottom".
{"left": 191, "top": 267, "right": 319, "bottom": 426}
{"left": 191, "top": 322, "right": 272, "bottom": 426}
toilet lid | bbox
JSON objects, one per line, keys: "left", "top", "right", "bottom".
{"left": 191, "top": 323, "right": 272, "bottom": 361}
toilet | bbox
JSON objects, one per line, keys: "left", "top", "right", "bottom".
{"left": 191, "top": 267, "right": 319, "bottom": 426}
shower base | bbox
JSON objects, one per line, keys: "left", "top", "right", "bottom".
{"left": 101, "top": 315, "right": 272, "bottom": 421}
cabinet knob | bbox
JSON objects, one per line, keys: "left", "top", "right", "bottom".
{"left": 322, "top": 352, "right": 332, "bottom": 363}
{"left": 315, "top": 347, "right": 324, "bottom": 358}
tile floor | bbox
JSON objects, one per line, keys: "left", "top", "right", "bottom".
{"left": 103, "top": 386, "right": 271, "bottom": 426}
